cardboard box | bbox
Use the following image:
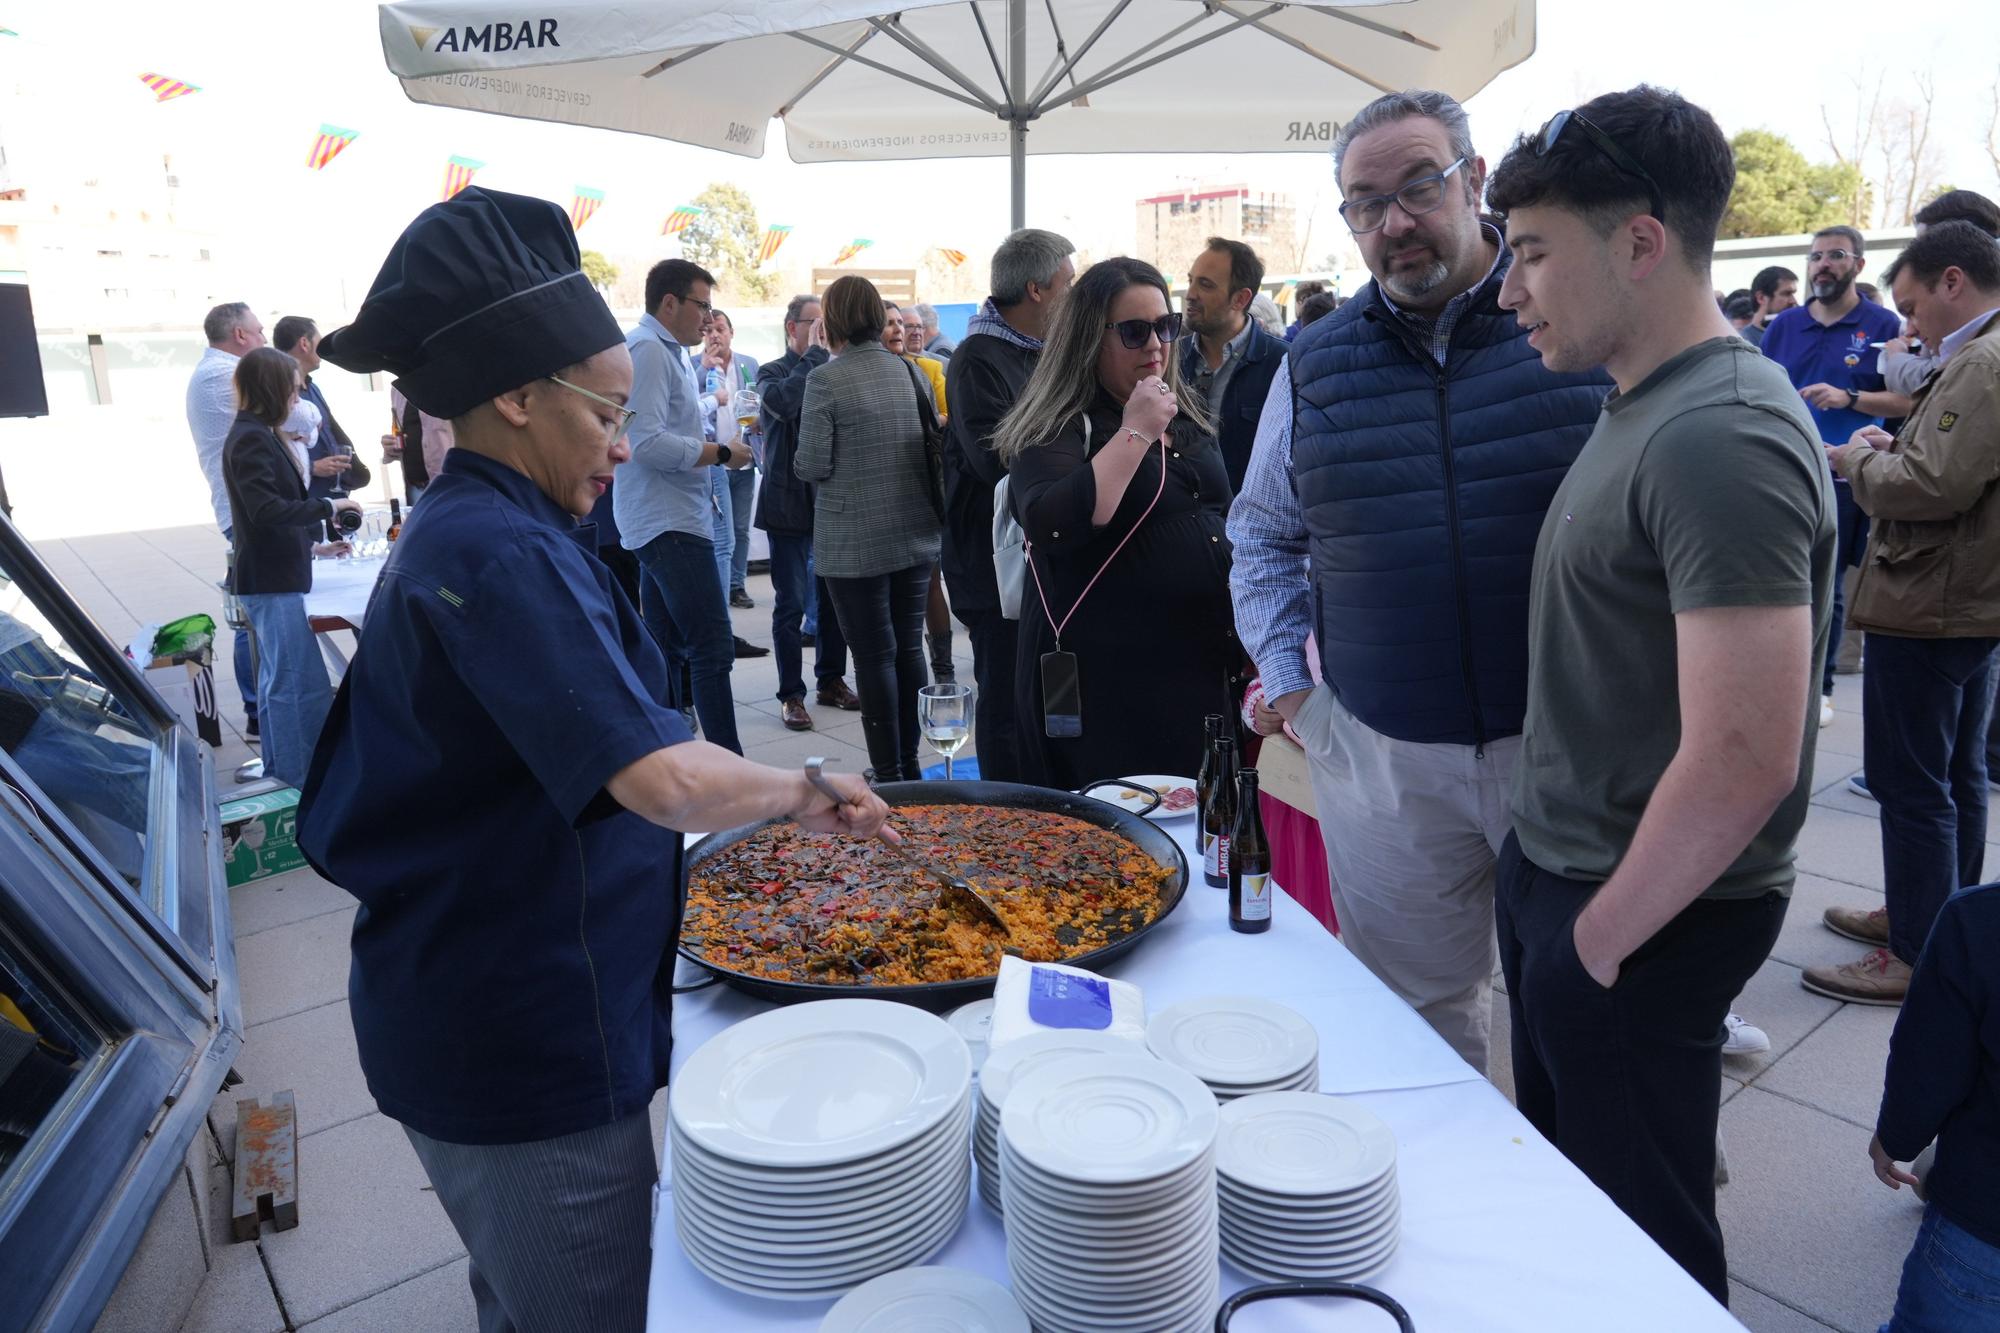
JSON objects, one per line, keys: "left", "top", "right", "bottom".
{"left": 144, "top": 656, "right": 222, "bottom": 749}
{"left": 221, "top": 787, "right": 305, "bottom": 887}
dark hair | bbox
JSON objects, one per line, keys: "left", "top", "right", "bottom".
{"left": 1883, "top": 220, "right": 2000, "bottom": 293}
{"left": 1294, "top": 279, "right": 1328, "bottom": 302}
{"left": 1813, "top": 224, "right": 1865, "bottom": 256}
{"left": 1202, "top": 237, "right": 1265, "bottom": 300}
{"left": 783, "top": 293, "right": 820, "bottom": 326}
{"left": 1914, "top": 189, "right": 2000, "bottom": 238}
{"left": 1723, "top": 293, "right": 1757, "bottom": 321}
{"left": 1722, "top": 287, "right": 1751, "bottom": 307}
{"left": 644, "top": 258, "right": 716, "bottom": 312}
{"left": 1298, "top": 291, "right": 1339, "bottom": 326}
{"left": 271, "top": 315, "right": 317, "bottom": 355}
{"left": 821, "top": 275, "right": 885, "bottom": 346}
{"left": 233, "top": 347, "right": 299, "bottom": 427}
{"left": 1487, "top": 85, "right": 1735, "bottom": 269}
{"left": 709, "top": 310, "right": 732, "bottom": 332}
{"left": 203, "top": 301, "right": 253, "bottom": 345}
{"left": 1751, "top": 265, "right": 1797, "bottom": 300}
{"left": 1855, "top": 282, "right": 1881, "bottom": 305}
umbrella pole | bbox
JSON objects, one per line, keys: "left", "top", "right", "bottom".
{"left": 1007, "top": 0, "right": 1027, "bottom": 230}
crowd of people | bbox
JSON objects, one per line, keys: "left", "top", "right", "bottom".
{"left": 173, "top": 80, "right": 2000, "bottom": 1333}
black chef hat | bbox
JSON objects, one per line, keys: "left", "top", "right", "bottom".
{"left": 318, "top": 187, "right": 623, "bottom": 420}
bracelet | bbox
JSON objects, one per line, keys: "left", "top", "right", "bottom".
{"left": 1122, "top": 427, "right": 1152, "bottom": 447}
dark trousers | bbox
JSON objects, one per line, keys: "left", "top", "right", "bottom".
{"left": 634, "top": 530, "right": 742, "bottom": 754}
{"left": 824, "top": 563, "right": 931, "bottom": 781}
{"left": 596, "top": 542, "right": 644, "bottom": 614}
{"left": 960, "top": 607, "right": 1021, "bottom": 783}
{"left": 1824, "top": 484, "right": 1870, "bottom": 697}
{"left": 767, "top": 531, "right": 848, "bottom": 702}
{"left": 1496, "top": 832, "right": 1787, "bottom": 1304}
{"left": 1864, "top": 632, "right": 1998, "bottom": 963}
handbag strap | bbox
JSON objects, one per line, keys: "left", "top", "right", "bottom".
{"left": 1026, "top": 414, "right": 1167, "bottom": 650}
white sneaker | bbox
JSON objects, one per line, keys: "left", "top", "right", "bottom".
{"left": 1819, "top": 695, "right": 1835, "bottom": 728}
{"left": 1722, "top": 1012, "right": 1770, "bottom": 1056}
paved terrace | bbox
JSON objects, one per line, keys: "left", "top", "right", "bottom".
{"left": 46, "top": 521, "right": 1919, "bottom": 1333}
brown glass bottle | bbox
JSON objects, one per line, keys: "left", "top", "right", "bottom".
{"left": 1194, "top": 714, "right": 1223, "bottom": 864}
{"left": 1202, "top": 733, "right": 1237, "bottom": 888}
{"left": 1229, "top": 768, "right": 1271, "bottom": 933}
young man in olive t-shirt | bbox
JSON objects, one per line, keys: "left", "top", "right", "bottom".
{"left": 1486, "top": 87, "right": 1837, "bottom": 1305}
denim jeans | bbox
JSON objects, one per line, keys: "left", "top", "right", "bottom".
{"left": 824, "top": 563, "right": 931, "bottom": 780}
{"left": 727, "top": 468, "right": 755, "bottom": 593}
{"left": 240, "top": 592, "right": 334, "bottom": 788}
{"left": 766, "top": 532, "right": 848, "bottom": 703}
{"left": 221, "top": 528, "right": 257, "bottom": 723}
{"left": 634, "top": 530, "right": 741, "bottom": 754}
{"left": 1824, "top": 483, "right": 1870, "bottom": 696}
{"left": 708, "top": 470, "right": 733, "bottom": 598}
{"left": 1864, "top": 632, "right": 1999, "bottom": 963}
{"left": 1883, "top": 1204, "right": 2000, "bottom": 1332}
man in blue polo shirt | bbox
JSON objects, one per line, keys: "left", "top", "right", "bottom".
{"left": 1760, "top": 225, "right": 1910, "bottom": 727}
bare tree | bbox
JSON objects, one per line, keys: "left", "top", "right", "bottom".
{"left": 1988, "top": 79, "right": 2000, "bottom": 182}
{"left": 1874, "top": 72, "right": 1942, "bottom": 227}
{"left": 1822, "top": 71, "right": 1887, "bottom": 227}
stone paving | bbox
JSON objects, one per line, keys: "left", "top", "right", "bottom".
{"left": 42, "top": 522, "right": 1929, "bottom": 1333}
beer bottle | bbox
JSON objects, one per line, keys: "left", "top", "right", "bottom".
{"left": 1203, "top": 732, "right": 1236, "bottom": 888}
{"left": 387, "top": 498, "right": 403, "bottom": 542}
{"left": 1229, "top": 768, "right": 1272, "bottom": 933}
{"left": 1194, "top": 714, "right": 1223, "bottom": 861}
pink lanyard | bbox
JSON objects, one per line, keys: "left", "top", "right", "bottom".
{"left": 1026, "top": 430, "right": 1167, "bottom": 650}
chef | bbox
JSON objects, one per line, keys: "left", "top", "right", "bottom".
{"left": 297, "top": 187, "right": 889, "bottom": 1333}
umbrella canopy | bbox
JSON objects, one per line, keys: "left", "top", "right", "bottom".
{"left": 378, "top": 0, "right": 1536, "bottom": 227}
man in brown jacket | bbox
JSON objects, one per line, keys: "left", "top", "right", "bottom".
{"left": 1807, "top": 221, "right": 2000, "bottom": 1004}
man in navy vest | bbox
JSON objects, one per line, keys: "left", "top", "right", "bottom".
{"left": 1226, "top": 89, "right": 1608, "bottom": 1071}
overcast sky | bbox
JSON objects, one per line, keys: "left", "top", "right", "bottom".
{"left": 4, "top": 0, "right": 1995, "bottom": 308}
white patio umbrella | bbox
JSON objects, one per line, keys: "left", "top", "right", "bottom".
{"left": 376, "top": 0, "right": 1535, "bottom": 228}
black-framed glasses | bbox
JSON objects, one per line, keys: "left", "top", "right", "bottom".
{"left": 1807, "top": 249, "right": 1858, "bottom": 264}
{"left": 1535, "top": 109, "right": 1665, "bottom": 222}
{"left": 671, "top": 293, "right": 714, "bottom": 315}
{"left": 1338, "top": 158, "right": 1469, "bottom": 235}
{"left": 547, "top": 375, "right": 636, "bottom": 443}
{"left": 1105, "top": 313, "right": 1182, "bottom": 349}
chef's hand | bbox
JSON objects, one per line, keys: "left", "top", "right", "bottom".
{"left": 312, "top": 454, "right": 354, "bottom": 478}
{"left": 1800, "top": 382, "right": 1850, "bottom": 410}
{"left": 1870, "top": 1135, "right": 1920, "bottom": 1190}
{"left": 792, "top": 770, "right": 895, "bottom": 839}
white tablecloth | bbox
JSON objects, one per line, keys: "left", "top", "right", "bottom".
{"left": 649, "top": 816, "right": 1747, "bottom": 1332}
{"left": 302, "top": 555, "right": 384, "bottom": 626}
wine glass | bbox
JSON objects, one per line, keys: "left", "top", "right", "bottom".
{"left": 918, "top": 683, "right": 972, "bottom": 780}
{"left": 730, "top": 386, "right": 762, "bottom": 441}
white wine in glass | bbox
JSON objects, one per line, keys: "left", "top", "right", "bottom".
{"left": 918, "top": 683, "right": 972, "bottom": 780}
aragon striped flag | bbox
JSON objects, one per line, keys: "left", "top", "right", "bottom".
{"left": 306, "top": 125, "right": 360, "bottom": 172}
{"left": 757, "top": 225, "right": 792, "bottom": 265}
{"left": 570, "top": 188, "right": 605, "bottom": 232}
{"left": 832, "top": 238, "right": 874, "bottom": 266}
{"left": 661, "top": 205, "right": 704, "bottom": 236}
{"left": 440, "top": 156, "right": 484, "bottom": 202}
{"left": 937, "top": 248, "right": 968, "bottom": 269}
{"left": 139, "top": 72, "right": 200, "bottom": 102}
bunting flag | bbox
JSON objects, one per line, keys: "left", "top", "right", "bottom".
{"left": 937, "top": 248, "right": 968, "bottom": 269}
{"left": 757, "top": 225, "right": 792, "bottom": 265}
{"left": 832, "top": 238, "right": 874, "bottom": 266}
{"left": 440, "top": 155, "right": 484, "bottom": 201}
{"left": 661, "top": 205, "right": 704, "bottom": 235}
{"left": 570, "top": 187, "right": 605, "bottom": 231}
{"left": 138, "top": 72, "right": 200, "bottom": 102}
{"left": 306, "top": 125, "right": 360, "bottom": 172}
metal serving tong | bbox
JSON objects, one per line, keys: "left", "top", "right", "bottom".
{"left": 804, "top": 756, "right": 1014, "bottom": 941}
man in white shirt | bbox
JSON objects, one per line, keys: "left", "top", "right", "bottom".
{"left": 185, "top": 301, "right": 266, "bottom": 740}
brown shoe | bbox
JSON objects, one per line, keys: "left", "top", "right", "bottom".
{"left": 816, "top": 679, "right": 862, "bottom": 711}
{"left": 1801, "top": 948, "right": 1911, "bottom": 1005}
{"left": 1823, "top": 904, "right": 1890, "bottom": 945}
{"left": 781, "top": 698, "right": 813, "bottom": 732}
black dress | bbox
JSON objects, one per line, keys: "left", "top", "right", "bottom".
{"left": 1009, "top": 387, "right": 1237, "bottom": 789}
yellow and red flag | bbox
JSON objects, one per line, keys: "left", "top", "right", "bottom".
{"left": 138, "top": 72, "right": 199, "bottom": 102}
{"left": 832, "top": 238, "right": 874, "bottom": 266}
{"left": 570, "top": 187, "right": 605, "bottom": 231}
{"left": 440, "top": 155, "right": 483, "bottom": 202}
{"left": 937, "top": 248, "right": 968, "bottom": 269}
{"left": 757, "top": 225, "right": 792, "bottom": 265}
{"left": 306, "top": 125, "right": 359, "bottom": 172}
{"left": 662, "top": 205, "right": 704, "bottom": 235}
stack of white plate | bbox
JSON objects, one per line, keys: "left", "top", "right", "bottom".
{"left": 818, "top": 1266, "right": 1029, "bottom": 1333}
{"left": 946, "top": 998, "right": 995, "bottom": 1074}
{"left": 669, "top": 999, "right": 974, "bottom": 1301}
{"left": 999, "top": 1053, "right": 1220, "bottom": 1333}
{"left": 972, "top": 1028, "right": 1147, "bottom": 1215}
{"left": 1215, "top": 1091, "right": 1401, "bottom": 1282}
{"left": 1147, "top": 996, "right": 1320, "bottom": 1102}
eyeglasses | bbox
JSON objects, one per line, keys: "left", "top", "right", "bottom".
{"left": 1535, "top": 109, "right": 1665, "bottom": 222}
{"left": 1338, "top": 158, "right": 1470, "bottom": 235}
{"left": 547, "top": 375, "right": 636, "bottom": 443}
{"left": 671, "top": 293, "right": 715, "bottom": 316}
{"left": 1808, "top": 249, "right": 1858, "bottom": 263}
{"left": 1104, "top": 313, "right": 1182, "bottom": 349}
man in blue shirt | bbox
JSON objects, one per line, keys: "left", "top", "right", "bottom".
{"left": 300, "top": 188, "right": 889, "bottom": 1333}
{"left": 1759, "top": 226, "right": 1911, "bottom": 726}
{"left": 273, "top": 315, "right": 374, "bottom": 501}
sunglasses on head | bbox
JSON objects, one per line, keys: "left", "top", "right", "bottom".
{"left": 1535, "top": 109, "right": 1665, "bottom": 223}
{"left": 1105, "top": 313, "right": 1182, "bottom": 350}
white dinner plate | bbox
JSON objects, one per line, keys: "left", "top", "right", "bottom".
{"left": 672, "top": 999, "right": 971, "bottom": 1168}
{"left": 1220, "top": 1180, "right": 1399, "bottom": 1236}
{"left": 670, "top": 1094, "right": 972, "bottom": 1193}
{"left": 1001, "top": 1054, "right": 1216, "bottom": 1186}
{"left": 1086, "top": 775, "right": 1201, "bottom": 820}
{"left": 1147, "top": 997, "right": 1320, "bottom": 1088}
{"left": 946, "top": 999, "right": 995, "bottom": 1070}
{"left": 670, "top": 1119, "right": 971, "bottom": 1212}
{"left": 978, "top": 1028, "right": 1151, "bottom": 1114}
{"left": 1001, "top": 1175, "right": 1213, "bottom": 1241}
{"left": 997, "top": 1138, "right": 1211, "bottom": 1208}
{"left": 1223, "top": 1228, "right": 1401, "bottom": 1282}
{"left": 1218, "top": 1161, "right": 1396, "bottom": 1213}
{"left": 819, "top": 1266, "right": 1029, "bottom": 1333}
{"left": 675, "top": 1163, "right": 968, "bottom": 1252}
{"left": 1005, "top": 1208, "right": 1216, "bottom": 1275}
{"left": 1220, "top": 1197, "right": 1401, "bottom": 1253}
{"left": 1215, "top": 1090, "right": 1396, "bottom": 1196}
{"left": 1207, "top": 1062, "right": 1321, "bottom": 1096}
{"left": 1006, "top": 1244, "right": 1218, "bottom": 1314}
{"left": 676, "top": 1176, "right": 967, "bottom": 1288}
{"left": 1007, "top": 1255, "right": 1219, "bottom": 1331}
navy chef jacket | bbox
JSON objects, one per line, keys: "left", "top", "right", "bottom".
{"left": 297, "top": 448, "right": 693, "bottom": 1145}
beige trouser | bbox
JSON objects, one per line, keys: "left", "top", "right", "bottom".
{"left": 1292, "top": 683, "right": 1516, "bottom": 1072}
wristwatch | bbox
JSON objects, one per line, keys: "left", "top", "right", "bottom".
{"left": 1847, "top": 389, "right": 1861, "bottom": 410}
{"left": 715, "top": 442, "right": 734, "bottom": 467}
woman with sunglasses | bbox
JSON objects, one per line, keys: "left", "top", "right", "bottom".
{"left": 993, "top": 256, "right": 1237, "bottom": 788}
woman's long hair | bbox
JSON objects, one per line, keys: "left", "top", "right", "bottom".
{"left": 992, "top": 256, "right": 1211, "bottom": 466}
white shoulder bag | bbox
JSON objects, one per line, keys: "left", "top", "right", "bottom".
{"left": 993, "top": 415, "right": 1088, "bottom": 620}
